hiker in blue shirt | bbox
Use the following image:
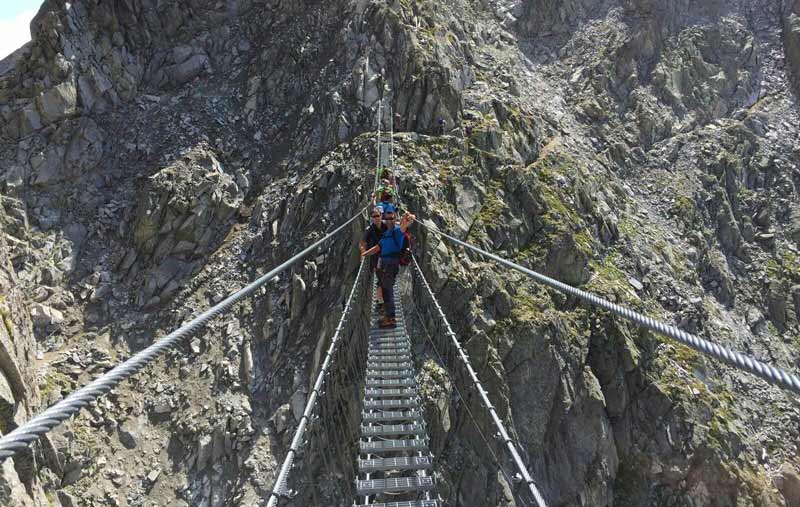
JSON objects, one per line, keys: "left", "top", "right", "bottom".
{"left": 361, "top": 204, "right": 415, "bottom": 328}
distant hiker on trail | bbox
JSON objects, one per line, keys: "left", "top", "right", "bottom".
{"left": 361, "top": 205, "right": 415, "bottom": 328}
{"left": 359, "top": 205, "right": 387, "bottom": 310}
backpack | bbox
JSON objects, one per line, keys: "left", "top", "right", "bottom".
{"left": 399, "top": 230, "right": 413, "bottom": 266}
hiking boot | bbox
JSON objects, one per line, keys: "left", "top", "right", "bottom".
{"left": 378, "top": 317, "right": 396, "bottom": 329}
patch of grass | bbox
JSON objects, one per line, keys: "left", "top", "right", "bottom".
{"left": 39, "top": 370, "right": 72, "bottom": 400}
{"left": 587, "top": 252, "right": 629, "bottom": 294}
{"left": 670, "top": 195, "right": 702, "bottom": 231}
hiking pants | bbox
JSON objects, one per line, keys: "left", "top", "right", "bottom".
{"left": 378, "top": 262, "right": 400, "bottom": 318}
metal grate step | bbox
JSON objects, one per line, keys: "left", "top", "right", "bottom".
{"left": 368, "top": 327, "right": 406, "bottom": 340}
{"left": 358, "top": 456, "right": 433, "bottom": 473}
{"left": 364, "top": 398, "right": 419, "bottom": 409}
{"left": 366, "top": 354, "right": 411, "bottom": 363}
{"left": 362, "top": 410, "right": 423, "bottom": 423}
{"left": 366, "top": 369, "right": 415, "bottom": 379}
{"left": 356, "top": 476, "right": 435, "bottom": 495}
{"left": 360, "top": 439, "right": 428, "bottom": 454}
{"left": 365, "top": 378, "right": 415, "bottom": 388}
{"left": 370, "top": 327, "right": 406, "bottom": 336}
{"left": 369, "top": 340, "right": 409, "bottom": 346}
{"left": 358, "top": 502, "right": 439, "bottom": 507}
{"left": 365, "top": 388, "right": 417, "bottom": 398}
{"left": 358, "top": 501, "right": 439, "bottom": 507}
{"left": 367, "top": 361, "right": 413, "bottom": 371}
{"left": 369, "top": 346, "right": 411, "bottom": 355}
{"left": 361, "top": 424, "right": 426, "bottom": 437}
{"left": 369, "top": 335, "right": 406, "bottom": 343}
{"left": 368, "top": 339, "right": 411, "bottom": 351}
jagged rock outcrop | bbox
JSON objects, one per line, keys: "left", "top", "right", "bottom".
{"left": 785, "top": 0, "right": 800, "bottom": 90}
{"left": 130, "top": 145, "right": 243, "bottom": 307}
{"left": 0, "top": 206, "right": 49, "bottom": 506}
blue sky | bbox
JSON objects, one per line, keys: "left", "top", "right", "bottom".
{"left": 0, "top": 0, "right": 45, "bottom": 60}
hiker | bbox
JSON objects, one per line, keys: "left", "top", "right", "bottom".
{"left": 377, "top": 165, "right": 397, "bottom": 188}
{"left": 437, "top": 117, "right": 445, "bottom": 135}
{"left": 359, "top": 205, "right": 387, "bottom": 309}
{"left": 361, "top": 205, "right": 416, "bottom": 328}
{"left": 372, "top": 178, "right": 396, "bottom": 209}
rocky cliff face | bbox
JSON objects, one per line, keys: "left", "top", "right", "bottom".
{"left": 1, "top": 0, "right": 799, "bottom": 506}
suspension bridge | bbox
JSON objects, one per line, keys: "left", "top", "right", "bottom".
{"left": 1, "top": 102, "right": 799, "bottom": 507}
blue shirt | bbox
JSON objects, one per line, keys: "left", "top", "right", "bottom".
{"left": 379, "top": 225, "right": 405, "bottom": 258}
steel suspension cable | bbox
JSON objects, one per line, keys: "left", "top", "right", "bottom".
{"left": 267, "top": 257, "right": 367, "bottom": 507}
{"left": 0, "top": 206, "right": 369, "bottom": 463}
{"left": 407, "top": 277, "right": 532, "bottom": 507}
{"left": 410, "top": 255, "right": 548, "bottom": 507}
{"left": 416, "top": 220, "right": 800, "bottom": 396}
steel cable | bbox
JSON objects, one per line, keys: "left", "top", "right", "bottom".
{"left": 410, "top": 255, "right": 548, "bottom": 507}
{"left": 415, "top": 219, "right": 800, "bottom": 396}
{"left": 0, "top": 206, "right": 368, "bottom": 463}
{"left": 267, "top": 257, "right": 367, "bottom": 507}
{"left": 408, "top": 275, "right": 532, "bottom": 507}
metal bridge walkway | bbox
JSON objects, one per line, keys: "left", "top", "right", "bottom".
{"left": 356, "top": 284, "right": 438, "bottom": 506}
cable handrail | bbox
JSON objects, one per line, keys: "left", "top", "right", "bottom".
{"left": 416, "top": 219, "right": 800, "bottom": 396}
{"left": 266, "top": 257, "right": 367, "bottom": 507}
{"left": 0, "top": 206, "right": 369, "bottom": 463}
{"left": 410, "top": 254, "right": 548, "bottom": 507}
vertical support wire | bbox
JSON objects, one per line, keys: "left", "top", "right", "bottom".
{"left": 410, "top": 255, "right": 548, "bottom": 507}
{"left": 267, "top": 258, "right": 369, "bottom": 507}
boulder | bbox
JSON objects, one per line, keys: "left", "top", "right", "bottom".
{"left": 774, "top": 462, "right": 800, "bottom": 505}
{"left": 35, "top": 80, "right": 78, "bottom": 125}
{"left": 118, "top": 416, "right": 144, "bottom": 449}
{"left": 195, "top": 434, "right": 213, "bottom": 471}
{"left": 30, "top": 304, "right": 64, "bottom": 327}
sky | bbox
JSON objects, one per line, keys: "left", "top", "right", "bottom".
{"left": 0, "top": 0, "right": 45, "bottom": 60}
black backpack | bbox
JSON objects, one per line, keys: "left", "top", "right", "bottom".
{"left": 398, "top": 230, "right": 413, "bottom": 266}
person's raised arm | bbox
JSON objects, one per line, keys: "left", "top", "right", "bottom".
{"left": 399, "top": 212, "right": 415, "bottom": 233}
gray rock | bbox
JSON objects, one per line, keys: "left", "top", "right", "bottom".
{"left": 64, "top": 118, "right": 104, "bottom": 175}
{"left": 291, "top": 390, "right": 306, "bottom": 422}
{"left": 30, "top": 304, "right": 64, "bottom": 327}
{"left": 168, "top": 53, "right": 209, "bottom": 85}
{"left": 792, "top": 286, "right": 800, "bottom": 322}
{"left": 147, "top": 469, "right": 161, "bottom": 484}
{"left": 118, "top": 417, "right": 141, "bottom": 449}
{"left": 196, "top": 434, "right": 213, "bottom": 471}
{"left": 766, "top": 280, "right": 788, "bottom": 331}
{"left": 774, "top": 462, "right": 800, "bottom": 505}
{"left": 270, "top": 404, "right": 292, "bottom": 434}
{"left": 36, "top": 80, "right": 77, "bottom": 125}
{"left": 31, "top": 145, "right": 66, "bottom": 186}
{"left": 57, "top": 490, "right": 78, "bottom": 507}
{"left": 290, "top": 274, "right": 306, "bottom": 321}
